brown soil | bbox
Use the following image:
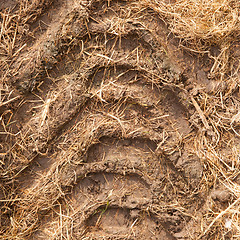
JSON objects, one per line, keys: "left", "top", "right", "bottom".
{"left": 1, "top": 0, "right": 240, "bottom": 239}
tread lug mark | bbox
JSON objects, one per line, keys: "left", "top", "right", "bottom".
{"left": 1, "top": 1, "right": 205, "bottom": 239}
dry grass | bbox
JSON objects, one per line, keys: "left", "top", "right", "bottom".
{"left": 1, "top": 0, "right": 240, "bottom": 239}
{"left": 150, "top": 0, "right": 240, "bottom": 46}
{"left": 147, "top": 0, "right": 240, "bottom": 80}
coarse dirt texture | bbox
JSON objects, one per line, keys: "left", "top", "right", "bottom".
{"left": 1, "top": 0, "right": 240, "bottom": 239}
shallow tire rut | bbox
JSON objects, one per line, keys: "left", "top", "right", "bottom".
{"left": 1, "top": 1, "right": 206, "bottom": 239}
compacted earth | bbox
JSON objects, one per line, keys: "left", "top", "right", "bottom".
{"left": 1, "top": 0, "right": 240, "bottom": 239}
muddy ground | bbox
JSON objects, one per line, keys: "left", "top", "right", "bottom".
{"left": 1, "top": 0, "right": 240, "bottom": 239}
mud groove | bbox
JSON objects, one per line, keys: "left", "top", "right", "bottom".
{"left": 0, "top": 1, "right": 210, "bottom": 239}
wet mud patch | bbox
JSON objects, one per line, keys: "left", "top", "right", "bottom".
{"left": 85, "top": 136, "right": 157, "bottom": 163}
{"left": 85, "top": 207, "right": 175, "bottom": 239}
{"left": 2, "top": 0, "right": 238, "bottom": 239}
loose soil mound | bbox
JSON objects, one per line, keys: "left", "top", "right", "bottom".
{"left": 1, "top": 0, "right": 240, "bottom": 239}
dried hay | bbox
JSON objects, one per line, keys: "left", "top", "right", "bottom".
{"left": 1, "top": 0, "right": 240, "bottom": 239}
